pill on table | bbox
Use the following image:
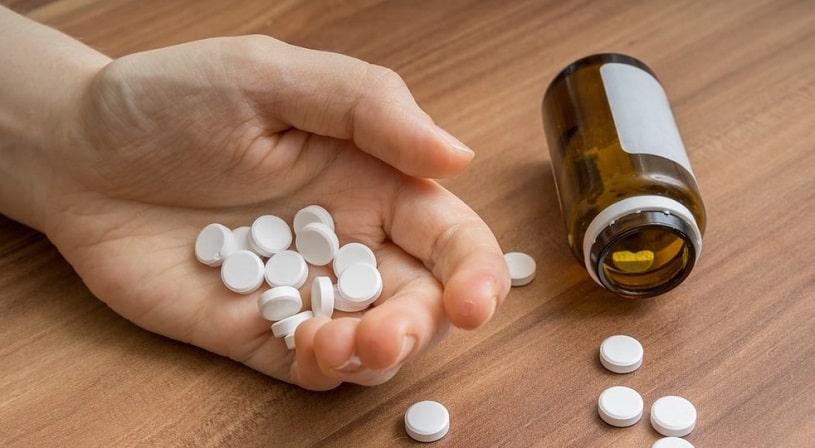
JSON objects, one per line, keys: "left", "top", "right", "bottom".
{"left": 600, "top": 335, "right": 644, "bottom": 374}
{"left": 404, "top": 400, "right": 450, "bottom": 443}
{"left": 337, "top": 263, "right": 382, "bottom": 305}
{"left": 271, "top": 310, "right": 314, "bottom": 338}
{"left": 333, "top": 242, "right": 377, "bottom": 276}
{"left": 250, "top": 215, "right": 292, "bottom": 257}
{"left": 598, "top": 386, "right": 643, "bottom": 427}
{"left": 220, "top": 250, "right": 265, "bottom": 294}
{"left": 503, "top": 251, "right": 536, "bottom": 286}
{"left": 650, "top": 396, "right": 697, "bottom": 437}
{"left": 310, "top": 276, "right": 334, "bottom": 318}
{"left": 293, "top": 204, "right": 335, "bottom": 234}
{"left": 284, "top": 332, "right": 296, "bottom": 350}
{"left": 295, "top": 222, "right": 339, "bottom": 266}
{"left": 652, "top": 437, "right": 695, "bottom": 448}
{"left": 257, "top": 286, "right": 302, "bottom": 321}
{"left": 195, "top": 223, "right": 236, "bottom": 267}
{"left": 264, "top": 250, "right": 309, "bottom": 288}
{"left": 231, "top": 226, "right": 254, "bottom": 254}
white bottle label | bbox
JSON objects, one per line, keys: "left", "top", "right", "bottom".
{"left": 600, "top": 63, "right": 694, "bottom": 177}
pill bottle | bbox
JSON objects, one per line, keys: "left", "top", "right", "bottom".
{"left": 541, "top": 53, "right": 706, "bottom": 298}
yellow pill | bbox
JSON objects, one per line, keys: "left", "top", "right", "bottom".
{"left": 612, "top": 250, "right": 654, "bottom": 273}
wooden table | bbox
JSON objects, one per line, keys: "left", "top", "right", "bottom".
{"left": 2, "top": 0, "right": 814, "bottom": 446}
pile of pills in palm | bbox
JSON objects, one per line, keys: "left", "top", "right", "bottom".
{"left": 598, "top": 335, "right": 698, "bottom": 447}
{"left": 194, "top": 205, "right": 382, "bottom": 348}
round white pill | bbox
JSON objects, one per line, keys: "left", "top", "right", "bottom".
{"left": 651, "top": 396, "right": 697, "bottom": 437}
{"left": 271, "top": 310, "right": 314, "bottom": 338}
{"left": 311, "top": 276, "right": 334, "bottom": 318}
{"left": 231, "top": 226, "right": 254, "bottom": 253}
{"left": 195, "top": 223, "right": 236, "bottom": 267}
{"left": 404, "top": 401, "right": 450, "bottom": 443}
{"left": 284, "top": 332, "right": 296, "bottom": 350}
{"left": 333, "top": 294, "right": 370, "bottom": 313}
{"left": 598, "top": 386, "right": 643, "bottom": 427}
{"left": 295, "top": 222, "right": 339, "bottom": 266}
{"left": 504, "top": 251, "right": 536, "bottom": 286}
{"left": 250, "top": 215, "right": 292, "bottom": 257}
{"left": 337, "top": 263, "right": 382, "bottom": 305}
{"left": 333, "top": 242, "right": 377, "bottom": 276}
{"left": 264, "top": 250, "right": 309, "bottom": 288}
{"left": 257, "top": 286, "right": 302, "bottom": 321}
{"left": 293, "top": 204, "right": 335, "bottom": 234}
{"left": 600, "top": 335, "right": 644, "bottom": 374}
{"left": 653, "top": 437, "right": 695, "bottom": 448}
{"left": 220, "top": 250, "right": 265, "bottom": 294}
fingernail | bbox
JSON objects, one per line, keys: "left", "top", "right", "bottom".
{"left": 393, "top": 336, "right": 417, "bottom": 366}
{"left": 332, "top": 355, "right": 363, "bottom": 374}
{"left": 435, "top": 126, "right": 475, "bottom": 156}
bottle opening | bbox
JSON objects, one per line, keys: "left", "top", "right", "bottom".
{"left": 589, "top": 210, "right": 699, "bottom": 298}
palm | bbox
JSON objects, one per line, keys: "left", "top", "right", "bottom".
{"left": 43, "top": 37, "right": 509, "bottom": 389}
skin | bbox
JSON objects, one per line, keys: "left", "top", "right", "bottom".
{"left": 0, "top": 7, "right": 511, "bottom": 390}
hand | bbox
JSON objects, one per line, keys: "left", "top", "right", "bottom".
{"left": 40, "top": 36, "right": 510, "bottom": 390}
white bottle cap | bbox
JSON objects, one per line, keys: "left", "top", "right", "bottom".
{"left": 650, "top": 395, "right": 697, "bottom": 437}
{"left": 257, "top": 286, "right": 303, "bottom": 321}
{"left": 264, "top": 250, "right": 308, "bottom": 288}
{"left": 220, "top": 250, "right": 265, "bottom": 294}
{"left": 333, "top": 242, "right": 377, "bottom": 277}
{"left": 293, "top": 204, "right": 335, "bottom": 234}
{"left": 600, "top": 335, "right": 644, "bottom": 374}
{"left": 195, "top": 223, "right": 236, "bottom": 267}
{"left": 598, "top": 386, "right": 643, "bottom": 427}
{"left": 404, "top": 401, "right": 450, "bottom": 443}
{"left": 295, "top": 222, "right": 339, "bottom": 266}
{"left": 250, "top": 215, "right": 292, "bottom": 257}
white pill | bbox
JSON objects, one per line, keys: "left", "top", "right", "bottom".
{"left": 598, "top": 386, "right": 643, "bottom": 427}
{"left": 337, "top": 263, "right": 382, "bottom": 305}
{"left": 257, "top": 286, "right": 302, "bottom": 321}
{"left": 295, "top": 222, "right": 339, "bottom": 266}
{"left": 333, "top": 242, "right": 377, "bottom": 276}
{"left": 195, "top": 223, "right": 236, "bottom": 267}
{"left": 271, "top": 310, "right": 314, "bottom": 338}
{"left": 653, "top": 437, "right": 695, "bottom": 448}
{"left": 264, "top": 250, "right": 309, "bottom": 288}
{"left": 651, "top": 396, "right": 697, "bottom": 437}
{"left": 310, "top": 276, "right": 334, "bottom": 318}
{"left": 231, "top": 226, "right": 254, "bottom": 253}
{"left": 504, "top": 251, "right": 536, "bottom": 286}
{"left": 404, "top": 400, "right": 450, "bottom": 443}
{"left": 220, "top": 250, "right": 265, "bottom": 294}
{"left": 600, "top": 335, "right": 644, "bottom": 374}
{"left": 284, "top": 332, "right": 296, "bottom": 350}
{"left": 332, "top": 285, "right": 370, "bottom": 312}
{"left": 250, "top": 215, "right": 292, "bottom": 257}
{"left": 293, "top": 204, "right": 335, "bottom": 234}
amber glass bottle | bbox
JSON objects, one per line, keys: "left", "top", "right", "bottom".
{"left": 542, "top": 54, "right": 706, "bottom": 298}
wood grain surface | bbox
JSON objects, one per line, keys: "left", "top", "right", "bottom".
{"left": 2, "top": 0, "right": 814, "bottom": 446}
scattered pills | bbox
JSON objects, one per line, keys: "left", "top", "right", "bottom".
{"left": 651, "top": 396, "right": 697, "bottom": 437}
{"left": 296, "top": 222, "right": 339, "bottom": 266}
{"left": 598, "top": 386, "right": 643, "bottom": 428}
{"left": 250, "top": 215, "right": 292, "bottom": 257}
{"left": 264, "top": 250, "right": 308, "bottom": 288}
{"left": 337, "top": 263, "right": 383, "bottom": 305}
{"left": 404, "top": 401, "right": 450, "bottom": 443}
{"left": 504, "top": 251, "right": 536, "bottom": 287}
{"left": 271, "top": 310, "right": 314, "bottom": 338}
{"left": 310, "top": 276, "right": 334, "bottom": 318}
{"left": 220, "top": 250, "right": 265, "bottom": 294}
{"left": 257, "top": 286, "right": 302, "bottom": 321}
{"left": 333, "top": 242, "right": 377, "bottom": 276}
{"left": 195, "top": 223, "right": 236, "bottom": 267}
{"left": 652, "top": 437, "right": 695, "bottom": 448}
{"left": 293, "top": 204, "right": 335, "bottom": 234}
{"left": 600, "top": 335, "right": 644, "bottom": 374}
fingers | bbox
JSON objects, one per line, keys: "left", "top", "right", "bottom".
{"left": 387, "top": 177, "right": 512, "bottom": 329}
{"left": 227, "top": 36, "right": 475, "bottom": 179}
